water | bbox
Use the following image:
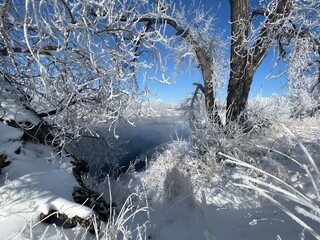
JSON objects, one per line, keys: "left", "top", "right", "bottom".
{"left": 68, "top": 116, "right": 189, "bottom": 174}
{"left": 116, "top": 116, "right": 189, "bottom": 171}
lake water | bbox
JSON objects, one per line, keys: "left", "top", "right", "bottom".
{"left": 116, "top": 116, "right": 189, "bottom": 171}
{"left": 68, "top": 116, "right": 189, "bottom": 174}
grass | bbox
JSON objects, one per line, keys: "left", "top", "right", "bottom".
{"left": 218, "top": 124, "right": 320, "bottom": 239}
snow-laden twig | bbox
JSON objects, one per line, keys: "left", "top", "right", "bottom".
{"left": 101, "top": 192, "right": 149, "bottom": 239}
{"left": 219, "top": 152, "right": 315, "bottom": 207}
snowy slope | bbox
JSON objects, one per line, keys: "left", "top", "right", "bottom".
{"left": 0, "top": 79, "right": 40, "bottom": 125}
{"left": 0, "top": 123, "right": 94, "bottom": 240}
{"left": 1, "top": 115, "right": 320, "bottom": 240}
{"left": 121, "top": 120, "right": 320, "bottom": 240}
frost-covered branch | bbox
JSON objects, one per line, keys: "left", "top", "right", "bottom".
{"left": 0, "top": 0, "right": 222, "bottom": 142}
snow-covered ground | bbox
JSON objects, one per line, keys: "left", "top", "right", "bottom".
{"left": 98, "top": 117, "right": 320, "bottom": 240}
{"left": 137, "top": 148, "right": 319, "bottom": 239}
{"left": 1, "top": 86, "right": 320, "bottom": 239}
{"left": 0, "top": 123, "right": 95, "bottom": 239}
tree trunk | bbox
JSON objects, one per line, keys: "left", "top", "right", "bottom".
{"left": 227, "top": 0, "right": 251, "bottom": 123}
{"left": 227, "top": 72, "right": 253, "bottom": 122}
{"left": 202, "top": 64, "right": 214, "bottom": 114}
{"left": 179, "top": 29, "right": 221, "bottom": 124}
{"left": 196, "top": 48, "right": 221, "bottom": 124}
{"left": 227, "top": 0, "right": 293, "bottom": 124}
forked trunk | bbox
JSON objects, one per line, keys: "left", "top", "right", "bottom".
{"left": 227, "top": 0, "right": 293, "bottom": 124}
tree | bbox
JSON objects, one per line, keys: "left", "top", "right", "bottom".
{"left": 226, "top": 0, "right": 319, "bottom": 123}
{"left": 1, "top": 0, "right": 219, "bottom": 142}
{"left": 1, "top": 0, "right": 150, "bottom": 142}
{"left": 1, "top": 0, "right": 318, "bottom": 141}
{"left": 121, "top": 0, "right": 320, "bottom": 125}
{"left": 287, "top": 35, "right": 320, "bottom": 118}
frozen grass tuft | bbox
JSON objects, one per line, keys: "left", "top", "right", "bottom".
{"left": 98, "top": 192, "right": 149, "bottom": 240}
{"left": 219, "top": 124, "right": 320, "bottom": 239}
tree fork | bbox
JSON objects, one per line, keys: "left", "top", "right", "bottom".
{"left": 227, "top": 0, "right": 293, "bottom": 124}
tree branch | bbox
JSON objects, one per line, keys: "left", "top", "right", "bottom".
{"left": 251, "top": 9, "right": 269, "bottom": 20}
{"left": 250, "top": 0, "right": 293, "bottom": 73}
{"left": 192, "top": 83, "right": 205, "bottom": 94}
{"left": 60, "top": 0, "right": 76, "bottom": 24}
{"left": 0, "top": 46, "right": 59, "bottom": 56}
{"left": 133, "top": 16, "right": 221, "bottom": 122}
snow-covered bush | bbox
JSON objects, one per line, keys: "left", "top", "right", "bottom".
{"left": 186, "top": 91, "right": 256, "bottom": 164}
{"left": 288, "top": 73, "right": 320, "bottom": 119}
{"left": 181, "top": 88, "right": 320, "bottom": 237}
{"left": 94, "top": 170, "right": 151, "bottom": 240}
{"left": 247, "top": 96, "right": 294, "bottom": 125}
{"left": 98, "top": 193, "right": 149, "bottom": 240}
{"left": 184, "top": 90, "right": 308, "bottom": 189}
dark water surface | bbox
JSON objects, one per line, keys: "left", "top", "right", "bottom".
{"left": 68, "top": 116, "right": 189, "bottom": 173}
{"left": 115, "top": 116, "right": 189, "bottom": 171}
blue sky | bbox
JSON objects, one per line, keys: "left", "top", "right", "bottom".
{"left": 147, "top": 0, "right": 288, "bottom": 104}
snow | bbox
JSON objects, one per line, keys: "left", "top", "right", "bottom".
{"left": 0, "top": 123, "right": 23, "bottom": 157}
{"left": 0, "top": 123, "right": 94, "bottom": 240}
{"left": 126, "top": 139, "right": 317, "bottom": 240}
{"left": 1, "top": 88, "right": 320, "bottom": 239}
{"left": 0, "top": 80, "right": 41, "bottom": 125}
{"left": 0, "top": 123, "right": 24, "bottom": 140}
{"left": 105, "top": 118, "right": 320, "bottom": 240}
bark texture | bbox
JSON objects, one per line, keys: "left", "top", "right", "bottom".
{"left": 227, "top": 0, "right": 251, "bottom": 122}
{"left": 227, "top": 0, "right": 293, "bottom": 123}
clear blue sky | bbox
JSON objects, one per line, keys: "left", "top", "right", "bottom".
{"left": 146, "top": 0, "right": 287, "bottom": 104}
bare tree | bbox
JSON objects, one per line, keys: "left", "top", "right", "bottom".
{"left": 227, "top": 0, "right": 319, "bottom": 123}
{"left": 1, "top": 0, "right": 318, "bottom": 140}
{"left": 1, "top": 0, "right": 221, "bottom": 142}
{"left": 149, "top": 0, "right": 319, "bottom": 124}
{"left": 1, "top": 0, "right": 150, "bottom": 142}
{"left": 124, "top": 0, "right": 320, "bottom": 125}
